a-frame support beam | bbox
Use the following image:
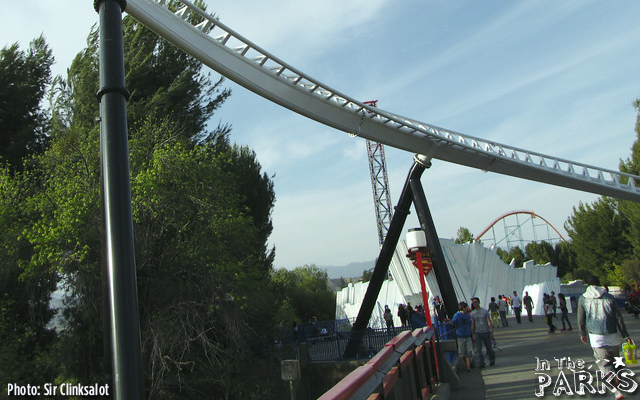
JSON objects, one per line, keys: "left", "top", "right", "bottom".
{"left": 345, "top": 155, "right": 457, "bottom": 357}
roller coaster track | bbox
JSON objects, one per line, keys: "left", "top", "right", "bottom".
{"left": 476, "top": 210, "right": 566, "bottom": 249}
{"left": 126, "top": 0, "right": 640, "bottom": 202}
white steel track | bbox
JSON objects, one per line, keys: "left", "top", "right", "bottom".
{"left": 125, "top": 0, "right": 640, "bottom": 202}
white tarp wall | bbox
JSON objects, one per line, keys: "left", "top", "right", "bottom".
{"left": 336, "top": 239, "right": 560, "bottom": 328}
{"left": 523, "top": 279, "right": 563, "bottom": 315}
{"left": 336, "top": 279, "right": 407, "bottom": 329}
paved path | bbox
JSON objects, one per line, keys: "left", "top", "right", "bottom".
{"left": 449, "top": 313, "right": 640, "bottom": 400}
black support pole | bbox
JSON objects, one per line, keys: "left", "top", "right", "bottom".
{"left": 351, "top": 157, "right": 428, "bottom": 331}
{"left": 409, "top": 175, "right": 458, "bottom": 319}
{"left": 94, "top": 0, "right": 144, "bottom": 398}
{"left": 343, "top": 155, "right": 430, "bottom": 357}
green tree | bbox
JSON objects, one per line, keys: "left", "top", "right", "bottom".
{"left": 129, "top": 119, "right": 277, "bottom": 398}
{"left": 0, "top": 36, "right": 58, "bottom": 389}
{"left": 565, "top": 197, "right": 632, "bottom": 283}
{"left": 496, "top": 246, "right": 525, "bottom": 268}
{"left": 19, "top": 10, "right": 279, "bottom": 398}
{"left": 271, "top": 265, "right": 336, "bottom": 324}
{"left": 0, "top": 36, "right": 53, "bottom": 170}
{"left": 339, "top": 277, "right": 349, "bottom": 290}
{"left": 362, "top": 267, "right": 374, "bottom": 282}
{"left": 0, "top": 167, "right": 57, "bottom": 387}
{"left": 618, "top": 97, "right": 640, "bottom": 284}
{"left": 608, "top": 259, "right": 640, "bottom": 287}
{"left": 454, "top": 227, "right": 474, "bottom": 244}
{"left": 524, "top": 241, "right": 555, "bottom": 265}
{"left": 554, "top": 240, "right": 577, "bottom": 279}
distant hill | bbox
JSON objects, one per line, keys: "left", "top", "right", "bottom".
{"left": 319, "top": 260, "right": 375, "bottom": 279}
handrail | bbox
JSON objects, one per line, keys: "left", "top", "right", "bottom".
{"left": 125, "top": 0, "right": 640, "bottom": 202}
{"left": 318, "top": 327, "right": 437, "bottom": 400}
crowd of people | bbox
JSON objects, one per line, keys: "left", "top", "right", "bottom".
{"left": 382, "top": 281, "right": 637, "bottom": 399}
{"left": 450, "top": 282, "right": 636, "bottom": 399}
{"left": 386, "top": 302, "right": 429, "bottom": 332}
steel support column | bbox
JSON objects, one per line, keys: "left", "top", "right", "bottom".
{"left": 346, "top": 155, "right": 458, "bottom": 358}
{"left": 95, "top": 0, "right": 144, "bottom": 398}
{"left": 409, "top": 174, "right": 458, "bottom": 319}
{"left": 344, "top": 156, "right": 429, "bottom": 357}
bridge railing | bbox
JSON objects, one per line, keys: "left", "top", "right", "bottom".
{"left": 317, "top": 327, "right": 439, "bottom": 400}
{"left": 305, "top": 326, "right": 414, "bottom": 362}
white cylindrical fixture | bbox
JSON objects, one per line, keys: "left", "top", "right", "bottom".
{"left": 406, "top": 228, "right": 427, "bottom": 250}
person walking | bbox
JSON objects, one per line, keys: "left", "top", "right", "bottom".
{"left": 497, "top": 295, "right": 508, "bottom": 327}
{"left": 488, "top": 297, "right": 500, "bottom": 328}
{"left": 557, "top": 293, "right": 572, "bottom": 331}
{"left": 432, "top": 295, "right": 445, "bottom": 321}
{"left": 406, "top": 302, "right": 414, "bottom": 324}
{"left": 578, "top": 277, "right": 632, "bottom": 400}
{"left": 470, "top": 297, "right": 496, "bottom": 367}
{"left": 511, "top": 291, "right": 522, "bottom": 324}
{"left": 550, "top": 291, "right": 558, "bottom": 318}
{"left": 523, "top": 291, "right": 534, "bottom": 322}
{"left": 451, "top": 301, "right": 473, "bottom": 371}
{"left": 397, "top": 304, "right": 408, "bottom": 327}
{"left": 544, "top": 295, "right": 556, "bottom": 333}
{"left": 384, "top": 306, "right": 394, "bottom": 333}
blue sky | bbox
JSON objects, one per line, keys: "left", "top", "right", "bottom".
{"left": 3, "top": 1, "right": 640, "bottom": 270}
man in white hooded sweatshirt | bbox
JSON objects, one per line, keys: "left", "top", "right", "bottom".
{"left": 578, "top": 276, "right": 632, "bottom": 400}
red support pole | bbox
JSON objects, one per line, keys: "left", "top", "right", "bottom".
{"left": 414, "top": 251, "right": 440, "bottom": 381}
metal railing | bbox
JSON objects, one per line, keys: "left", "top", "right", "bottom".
{"left": 305, "top": 326, "right": 414, "bottom": 362}
{"left": 318, "top": 327, "right": 440, "bottom": 400}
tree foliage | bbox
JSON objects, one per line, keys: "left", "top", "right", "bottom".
{"left": 562, "top": 96, "right": 640, "bottom": 285}
{"left": 129, "top": 119, "right": 277, "bottom": 398}
{"left": 524, "top": 241, "right": 555, "bottom": 265}
{"left": 271, "top": 265, "right": 336, "bottom": 324}
{"left": 565, "top": 198, "right": 632, "bottom": 282}
{"left": 553, "top": 240, "right": 577, "bottom": 279}
{"left": 0, "top": 36, "right": 53, "bottom": 170}
{"left": 0, "top": 37, "right": 58, "bottom": 388}
{"left": 121, "top": 8, "right": 231, "bottom": 143}
{"left": 362, "top": 268, "right": 374, "bottom": 283}
{"left": 618, "top": 98, "right": 640, "bottom": 263}
{"left": 496, "top": 246, "right": 525, "bottom": 268}
{"left": 0, "top": 167, "right": 57, "bottom": 386}
{"left": 454, "top": 227, "right": 474, "bottom": 244}
{"left": 494, "top": 240, "right": 576, "bottom": 280}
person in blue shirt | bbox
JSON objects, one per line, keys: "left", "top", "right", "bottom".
{"left": 451, "top": 301, "right": 473, "bottom": 371}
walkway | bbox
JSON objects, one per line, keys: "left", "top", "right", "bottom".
{"left": 449, "top": 313, "right": 640, "bottom": 400}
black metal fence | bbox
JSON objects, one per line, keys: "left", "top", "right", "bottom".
{"left": 305, "top": 326, "right": 414, "bottom": 362}
{"left": 275, "top": 319, "right": 457, "bottom": 363}
{"left": 303, "top": 322, "right": 457, "bottom": 362}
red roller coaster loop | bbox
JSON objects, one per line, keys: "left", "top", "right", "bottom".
{"left": 475, "top": 210, "right": 566, "bottom": 246}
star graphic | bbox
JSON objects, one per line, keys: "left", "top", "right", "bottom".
{"left": 613, "top": 357, "right": 625, "bottom": 368}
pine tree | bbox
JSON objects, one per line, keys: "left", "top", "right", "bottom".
{"left": 0, "top": 36, "right": 53, "bottom": 170}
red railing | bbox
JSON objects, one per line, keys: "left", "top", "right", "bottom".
{"left": 318, "top": 327, "right": 439, "bottom": 400}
